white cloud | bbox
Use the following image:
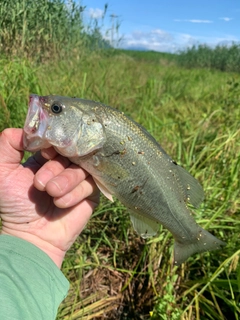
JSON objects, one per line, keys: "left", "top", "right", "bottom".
{"left": 219, "top": 17, "right": 233, "bottom": 22}
{"left": 120, "top": 27, "right": 239, "bottom": 53}
{"left": 88, "top": 8, "right": 104, "bottom": 19}
{"left": 122, "top": 29, "right": 176, "bottom": 52}
{"left": 174, "top": 19, "right": 213, "bottom": 23}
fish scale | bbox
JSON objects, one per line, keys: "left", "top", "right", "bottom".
{"left": 81, "top": 104, "right": 188, "bottom": 221}
{"left": 23, "top": 94, "right": 226, "bottom": 265}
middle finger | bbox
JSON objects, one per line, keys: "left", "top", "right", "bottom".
{"left": 45, "top": 164, "right": 89, "bottom": 198}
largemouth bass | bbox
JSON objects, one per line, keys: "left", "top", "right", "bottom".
{"left": 23, "top": 94, "right": 226, "bottom": 265}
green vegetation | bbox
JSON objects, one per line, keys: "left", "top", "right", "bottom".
{"left": 0, "top": 1, "right": 240, "bottom": 319}
{"left": 111, "top": 49, "right": 177, "bottom": 63}
{"left": 0, "top": 0, "right": 110, "bottom": 59}
{"left": 176, "top": 43, "right": 240, "bottom": 72}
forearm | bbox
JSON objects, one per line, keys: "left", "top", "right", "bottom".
{"left": 1, "top": 228, "right": 66, "bottom": 268}
{"left": 0, "top": 235, "right": 69, "bottom": 320}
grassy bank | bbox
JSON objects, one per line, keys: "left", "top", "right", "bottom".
{"left": 0, "top": 2, "right": 239, "bottom": 318}
{"left": 0, "top": 51, "right": 239, "bottom": 319}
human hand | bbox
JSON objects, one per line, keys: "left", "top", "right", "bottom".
{"left": 0, "top": 129, "right": 99, "bottom": 267}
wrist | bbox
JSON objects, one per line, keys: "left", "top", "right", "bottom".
{"left": 0, "top": 229, "right": 66, "bottom": 268}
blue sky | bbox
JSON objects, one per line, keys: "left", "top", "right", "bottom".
{"left": 82, "top": 0, "right": 240, "bottom": 52}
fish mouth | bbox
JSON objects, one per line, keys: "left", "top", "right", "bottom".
{"left": 23, "top": 94, "right": 51, "bottom": 151}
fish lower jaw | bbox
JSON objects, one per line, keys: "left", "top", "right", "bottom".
{"left": 23, "top": 134, "right": 51, "bottom": 151}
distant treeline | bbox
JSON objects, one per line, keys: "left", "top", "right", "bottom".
{"left": 0, "top": 0, "right": 110, "bottom": 58}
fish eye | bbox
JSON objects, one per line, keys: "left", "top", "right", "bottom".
{"left": 51, "top": 103, "right": 62, "bottom": 114}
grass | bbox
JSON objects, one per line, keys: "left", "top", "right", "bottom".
{"left": 1, "top": 51, "right": 239, "bottom": 319}
{"left": 0, "top": 2, "right": 239, "bottom": 317}
{"left": 176, "top": 43, "right": 240, "bottom": 72}
{"left": 0, "top": 0, "right": 110, "bottom": 59}
{"left": 110, "top": 49, "right": 177, "bottom": 64}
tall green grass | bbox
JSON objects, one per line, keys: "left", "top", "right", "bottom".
{"left": 1, "top": 52, "right": 239, "bottom": 319}
{"left": 0, "top": 2, "right": 239, "bottom": 319}
{"left": 0, "top": 0, "right": 110, "bottom": 59}
{"left": 177, "top": 43, "right": 240, "bottom": 72}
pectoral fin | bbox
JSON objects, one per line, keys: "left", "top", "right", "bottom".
{"left": 93, "top": 177, "right": 114, "bottom": 202}
{"left": 129, "top": 210, "right": 159, "bottom": 239}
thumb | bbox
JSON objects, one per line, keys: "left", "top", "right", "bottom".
{"left": 0, "top": 128, "right": 24, "bottom": 165}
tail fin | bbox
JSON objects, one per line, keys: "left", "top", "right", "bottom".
{"left": 173, "top": 228, "right": 226, "bottom": 265}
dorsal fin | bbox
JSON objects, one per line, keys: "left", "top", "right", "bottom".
{"left": 175, "top": 164, "right": 204, "bottom": 207}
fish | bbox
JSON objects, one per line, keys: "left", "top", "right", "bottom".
{"left": 23, "top": 94, "right": 226, "bottom": 265}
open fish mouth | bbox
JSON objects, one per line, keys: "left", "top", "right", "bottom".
{"left": 23, "top": 94, "right": 51, "bottom": 151}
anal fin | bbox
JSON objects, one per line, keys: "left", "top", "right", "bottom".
{"left": 129, "top": 210, "right": 159, "bottom": 239}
